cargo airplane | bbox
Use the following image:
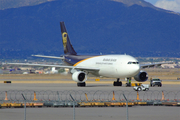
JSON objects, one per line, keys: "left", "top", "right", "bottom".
{"left": 8, "top": 22, "right": 173, "bottom": 87}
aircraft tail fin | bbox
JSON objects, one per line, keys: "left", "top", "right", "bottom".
{"left": 60, "top": 21, "right": 77, "bottom": 55}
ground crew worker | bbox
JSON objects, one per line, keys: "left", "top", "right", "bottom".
{"left": 129, "top": 78, "right": 131, "bottom": 84}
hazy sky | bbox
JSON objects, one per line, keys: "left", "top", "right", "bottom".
{"left": 145, "top": 0, "right": 180, "bottom": 13}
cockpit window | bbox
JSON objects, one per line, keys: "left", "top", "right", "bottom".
{"left": 128, "top": 62, "right": 139, "bottom": 64}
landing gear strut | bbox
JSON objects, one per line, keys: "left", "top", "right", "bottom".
{"left": 77, "top": 82, "right": 86, "bottom": 87}
{"left": 113, "top": 78, "right": 122, "bottom": 86}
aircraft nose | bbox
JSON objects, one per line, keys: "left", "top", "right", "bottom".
{"left": 132, "top": 65, "right": 140, "bottom": 74}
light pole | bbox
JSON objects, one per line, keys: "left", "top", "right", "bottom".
{"left": 123, "top": 94, "right": 129, "bottom": 120}
{"left": 21, "top": 94, "right": 26, "bottom": 120}
{"left": 70, "top": 94, "right": 75, "bottom": 120}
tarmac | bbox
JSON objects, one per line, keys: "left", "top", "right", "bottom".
{"left": 0, "top": 78, "right": 180, "bottom": 120}
{"left": 0, "top": 106, "right": 179, "bottom": 120}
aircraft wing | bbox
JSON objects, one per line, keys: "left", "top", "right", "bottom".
{"left": 140, "top": 61, "right": 174, "bottom": 68}
{"left": 32, "top": 55, "right": 64, "bottom": 59}
{"left": 6, "top": 63, "right": 100, "bottom": 72}
{"left": 73, "top": 66, "right": 100, "bottom": 71}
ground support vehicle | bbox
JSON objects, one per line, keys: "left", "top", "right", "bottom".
{"left": 133, "top": 84, "right": 149, "bottom": 91}
{"left": 150, "top": 79, "right": 162, "bottom": 87}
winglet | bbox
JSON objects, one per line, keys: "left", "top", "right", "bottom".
{"left": 60, "top": 21, "right": 77, "bottom": 55}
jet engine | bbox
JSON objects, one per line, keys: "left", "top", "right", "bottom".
{"left": 134, "top": 70, "right": 148, "bottom": 82}
{"left": 72, "top": 71, "right": 87, "bottom": 83}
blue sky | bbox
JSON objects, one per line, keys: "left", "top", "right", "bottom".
{"left": 144, "top": 0, "right": 180, "bottom": 13}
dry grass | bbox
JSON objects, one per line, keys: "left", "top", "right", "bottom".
{"left": 145, "top": 68, "right": 180, "bottom": 80}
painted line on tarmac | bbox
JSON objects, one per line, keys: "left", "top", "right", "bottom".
{"left": 1, "top": 81, "right": 180, "bottom": 84}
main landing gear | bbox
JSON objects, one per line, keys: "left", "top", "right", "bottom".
{"left": 113, "top": 78, "right": 122, "bottom": 86}
{"left": 77, "top": 78, "right": 123, "bottom": 87}
{"left": 77, "top": 82, "right": 86, "bottom": 87}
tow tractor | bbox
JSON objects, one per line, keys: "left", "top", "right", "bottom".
{"left": 133, "top": 84, "right": 149, "bottom": 91}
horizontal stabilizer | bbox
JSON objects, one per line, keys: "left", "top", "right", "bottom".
{"left": 32, "top": 55, "right": 64, "bottom": 59}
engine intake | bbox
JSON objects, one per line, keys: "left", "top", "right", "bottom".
{"left": 134, "top": 70, "right": 148, "bottom": 82}
{"left": 72, "top": 71, "right": 87, "bottom": 83}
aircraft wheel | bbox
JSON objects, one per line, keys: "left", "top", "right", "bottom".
{"left": 137, "top": 87, "right": 142, "bottom": 91}
{"left": 119, "top": 81, "right": 122, "bottom": 86}
{"left": 77, "top": 82, "right": 86, "bottom": 87}
{"left": 113, "top": 81, "right": 122, "bottom": 86}
{"left": 113, "top": 81, "right": 116, "bottom": 86}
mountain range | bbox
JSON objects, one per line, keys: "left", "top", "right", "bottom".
{"left": 0, "top": 0, "right": 55, "bottom": 10}
{"left": 0, "top": 0, "right": 180, "bottom": 59}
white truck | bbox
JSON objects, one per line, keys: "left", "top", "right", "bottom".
{"left": 133, "top": 84, "right": 149, "bottom": 91}
{"left": 150, "top": 79, "right": 162, "bottom": 87}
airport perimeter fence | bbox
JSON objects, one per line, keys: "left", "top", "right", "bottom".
{"left": 0, "top": 90, "right": 180, "bottom": 103}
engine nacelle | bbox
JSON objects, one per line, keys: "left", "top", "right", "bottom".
{"left": 134, "top": 70, "right": 148, "bottom": 82}
{"left": 72, "top": 71, "right": 87, "bottom": 83}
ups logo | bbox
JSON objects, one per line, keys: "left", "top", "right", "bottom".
{"left": 62, "top": 32, "right": 67, "bottom": 48}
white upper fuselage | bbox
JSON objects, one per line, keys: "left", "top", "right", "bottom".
{"left": 73, "top": 55, "right": 140, "bottom": 78}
